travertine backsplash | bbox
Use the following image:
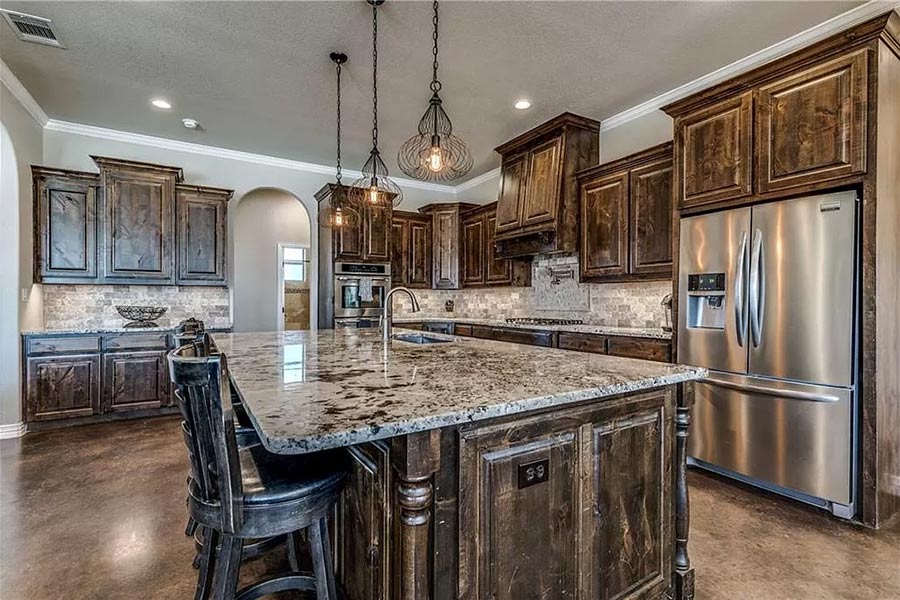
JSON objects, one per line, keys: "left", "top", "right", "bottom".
{"left": 41, "top": 285, "right": 232, "bottom": 330}
{"left": 394, "top": 255, "right": 673, "bottom": 329}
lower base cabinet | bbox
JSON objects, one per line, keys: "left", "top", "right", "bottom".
{"left": 102, "top": 350, "right": 170, "bottom": 413}
{"left": 25, "top": 354, "right": 101, "bottom": 421}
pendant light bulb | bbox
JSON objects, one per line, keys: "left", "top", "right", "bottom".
{"left": 427, "top": 145, "right": 444, "bottom": 172}
{"left": 368, "top": 182, "right": 380, "bottom": 205}
{"left": 333, "top": 206, "right": 344, "bottom": 227}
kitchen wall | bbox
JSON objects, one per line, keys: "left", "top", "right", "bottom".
{"left": 40, "top": 285, "right": 231, "bottom": 331}
{"left": 394, "top": 255, "right": 672, "bottom": 330}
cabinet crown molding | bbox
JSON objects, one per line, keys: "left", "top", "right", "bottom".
{"left": 175, "top": 183, "right": 234, "bottom": 198}
{"left": 91, "top": 155, "right": 184, "bottom": 182}
{"left": 31, "top": 165, "right": 99, "bottom": 181}
{"left": 576, "top": 141, "right": 674, "bottom": 182}
{"left": 493, "top": 112, "right": 601, "bottom": 156}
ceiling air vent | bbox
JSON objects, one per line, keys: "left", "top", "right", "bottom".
{"left": 1, "top": 9, "right": 65, "bottom": 48}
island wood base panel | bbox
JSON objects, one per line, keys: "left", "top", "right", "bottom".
{"left": 334, "top": 384, "right": 692, "bottom": 600}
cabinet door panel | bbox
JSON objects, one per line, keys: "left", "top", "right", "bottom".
{"left": 38, "top": 178, "right": 98, "bottom": 280}
{"left": 366, "top": 204, "right": 391, "bottom": 261}
{"left": 630, "top": 158, "right": 674, "bottom": 276}
{"left": 408, "top": 220, "right": 432, "bottom": 288}
{"left": 580, "top": 171, "right": 629, "bottom": 279}
{"left": 26, "top": 355, "right": 101, "bottom": 421}
{"left": 105, "top": 173, "right": 175, "bottom": 281}
{"left": 461, "top": 215, "right": 485, "bottom": 286}
{"left": 390, "top": 217, "right": 408, "bottom": 287}
{"left": 607, "top": 337, "right": 671, "bottom": 362}
{"left": 589, "top": 409, "right": 666, "bottom": 599}
{"left": 677, "top": 92, "right": 753, "bottom": 208}
{"left": 495, "top": 155, "right": 526, "bottom": 233}
{"left": 522, "top": 136, "right": 563, "bottom": 226}
{"left": 337, "top": 442, "right": 391, "bottom": 600}
{"left": 485, "top": 213, "right": 513, "bottom": 284}
{"left": 176, "top": 190, "right": 227, "bottom": 284}
{"left": 102, "top": 351, "right": 168, "bottom": 413}
{"left": 459, "top": 424, "right": 579, "bottom": 600}
{"left": 432, "top": 208, "right": 461, "bottom": 289}
{"left": 336, "top": 215, "right": 364, "bottom": 261}
{"left": 758, "top": 49, "right": 867, "bottom": 193}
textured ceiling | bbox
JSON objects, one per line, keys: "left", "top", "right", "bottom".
{"left": 0, "top": 1, "right": 862, "bottom": 182}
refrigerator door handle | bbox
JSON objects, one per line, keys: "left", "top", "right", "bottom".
{"left": 734, "top": 231, "right": 748, "bottom": 347}
{"left": 749, "top": 228, "right": 764, "bottom": 347}
{"left": 703, "top": 377, "right": 841, "bottom": 403}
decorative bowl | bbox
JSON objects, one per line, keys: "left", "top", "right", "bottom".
{"left": 116, "top": 305, "right": 167, "bottom": 327}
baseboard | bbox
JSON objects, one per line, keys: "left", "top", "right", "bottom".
{"left": 0, "top": 422, "right": 27, "bottom": 439}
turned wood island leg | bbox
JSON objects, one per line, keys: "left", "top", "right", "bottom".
{"left": 392, "top": 429, "right": 442, "bottom": 600}
{"left": 674, "top": 382, "right": 694, "bottom": 600}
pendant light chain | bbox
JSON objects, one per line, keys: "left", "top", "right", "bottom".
{"left": 371, "top": 0, "right": 379, "bottom": 151}
{"left": 335, "top": 59, "right": 343, "bottom": 184}
{"left": 430, "top": 0, "right": 440, "bottom": 93}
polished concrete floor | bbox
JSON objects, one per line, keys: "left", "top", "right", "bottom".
{"left": 1, "top": 417, "right": 898, "bottom": 599}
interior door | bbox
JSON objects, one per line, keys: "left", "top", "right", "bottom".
{"left": 748, "top": 192, "right": 857, "bottom": 386}
{"left": 677, "top": 207, "right": 750, "bottom": 374}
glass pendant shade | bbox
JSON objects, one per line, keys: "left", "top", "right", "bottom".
{"left": 397, "top": 0, "right": 472, "bottom": 182}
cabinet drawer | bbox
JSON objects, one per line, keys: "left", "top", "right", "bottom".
{"left": 492, "top": 327, "right": 554, "bottom": 347}
{"left": 27, "top": 335, "right": 102, "bottom": 355}
{"left": 104, "top": 333, "right": 170, "bottom": 351}
{"left": 607, "top": 337, "right": 671, "bottom": 362}
{"left": 422, "top": 322, "right": 454, "bottom": 335}
{"left": 455, "top": 324, "right": 474, "bottom": 337}
{"left": 398, "top": 322, "right": 424, "bottom": 331}
{"left": 557, "top": 332, "right": 607, "bottom": 354}
{"left": 470, "top": 325, "right": 494, "bottom": 340}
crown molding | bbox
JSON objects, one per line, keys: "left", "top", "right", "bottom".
{"left": 43, "top": 119, "right": 457, "bottom": 194}
{"left": 453, "top": 167, "right": 501, "bottom": 194}
{"left": 0, "top": 59, "right": 48, "bottom": 127}
{"left": 0, "top": 421, "right": 26, "bottom": 439}
{"left": 599, "top": 1, "right": 900, "bottom": 132}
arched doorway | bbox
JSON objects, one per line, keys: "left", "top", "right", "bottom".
{"left": 1, "top": 125, "right": 22, "bottom": 426}
{"left": 232, "top": 187, "right": 312, "bottom": 333}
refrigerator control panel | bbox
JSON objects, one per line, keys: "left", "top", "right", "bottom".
{"left": 688, "top": 273, "right": 726, "bottom": 292}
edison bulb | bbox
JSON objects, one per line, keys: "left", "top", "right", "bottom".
{"left": 333, "top": 207, "right": 344, "bottom": 227}
{"left": 427, "top": 146, "right": 444, "bottom": 172}
{"left": 367, "top": 185, "right": 380, "bottom": 205}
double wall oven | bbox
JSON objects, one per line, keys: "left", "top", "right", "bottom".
{"left": 333, "top": 262, "right": 390, "bottom": 328}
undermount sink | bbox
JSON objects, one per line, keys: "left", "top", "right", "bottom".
{"left": 392, "top": 333, "right": 453, "bottom": 345}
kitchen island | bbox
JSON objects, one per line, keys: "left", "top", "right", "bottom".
{"left": 213, "top": 329, "right": 706, "bottom": 600}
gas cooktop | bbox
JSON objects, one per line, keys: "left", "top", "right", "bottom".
{"left": 505, "top": 318, "right": 584, "bottom": 326}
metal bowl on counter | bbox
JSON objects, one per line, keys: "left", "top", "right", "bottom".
{"left": 116, "top": 305, "right": 167, "bottom": 328}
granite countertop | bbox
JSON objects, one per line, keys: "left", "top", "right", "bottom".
{"left": 213, "top": 330, "right": 704, "bottom": 454}
{"left": 22, "top": 323, "right": 233, "bottom": 335}
{"left": 392, "top": 317, "right": 672, "bottom": 340}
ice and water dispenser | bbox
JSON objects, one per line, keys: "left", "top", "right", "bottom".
{"left": 686, "top": 273, "right": 727, "bottom": 329}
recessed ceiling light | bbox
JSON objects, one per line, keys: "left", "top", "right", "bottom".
{"left": 514, "top": 99, "right": 532, "bottom": 110}
{"left": 182, "top": 118, "right": 199, "bottom": 129}
{"left": 151, "top": 98, "right": 171, "bottom": 109}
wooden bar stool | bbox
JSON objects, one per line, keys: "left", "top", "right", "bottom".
{"left": 169, "top": 343, "right": 347, "bottom": 599}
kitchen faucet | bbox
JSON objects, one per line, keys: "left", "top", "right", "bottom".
{"left": 382, "top": 287, "right": 421, "bottom": 341}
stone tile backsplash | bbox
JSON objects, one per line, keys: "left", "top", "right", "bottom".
{"left": 41, "top": 285, "right": 232, "bottom": 330}
{"left": 394, "top": 254, "right": 673, "bottom": 329}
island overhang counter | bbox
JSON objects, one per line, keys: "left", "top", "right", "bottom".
{"left": 212, "top": 329, "right": 706, "bottom": 600}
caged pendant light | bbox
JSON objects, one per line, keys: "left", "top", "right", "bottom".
{"left": 318, "top": 51, "right": 361, "bottom": 229}
{"left": 397, "top": 0, "right": 472, "bottom": 182}
{"left": 350, "top": 0, "right": 403, "bottom": 208}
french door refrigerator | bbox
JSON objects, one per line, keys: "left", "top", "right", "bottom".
{"left": 678, "top": 191, "right": 858, "bottom": 518}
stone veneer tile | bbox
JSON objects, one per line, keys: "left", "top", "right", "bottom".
{"left": 42, "top": 285, "right": 232, "bottom": 330}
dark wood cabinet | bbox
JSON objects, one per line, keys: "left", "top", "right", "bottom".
{"left": 102, "top": 350, "right": 169, "bottom": 413}
{"left": 175, "top": 184, "right": 230, "bottom": 286}
{"left": 493, "top": 113, "right": 600, "bottom": 258}
{"left": 419, "top": 203, "right": 476, "bottom": 290}
{"left": 25, "top": 354, "right": 101, "bottom": 421}
{"left": 365, "top": 203, "right": 391, "bottom": 262}
{"left": 33, "top": 157, "right": 230, "bottom": 287}
{"left": 32, "top": 167, "right": 100, "bottom": 283}
{"left": 607, "top": 336, "right": 671, "bottom": 362}
{"left": 757, "top": 49, "right": 868, "bottom": 193}
{"left": 317, "top": 183, "right": 394, "bottom": 265}
{"left": 674, "top": 92, "right": 753, "bottom": 209}
{"left": 578, "top": 143, "right": 674, "bottom": 282}
{"left": 458, "top": 389, "right": 671, "bottom": 600}
{"left": 93, "top": 156, "right": 183, "bottom": 283}
{"left": 336, "top": 442, "right": 392, "bottom": 600}
{"left": 580, "top": 171, "right": 629, "bottom": 280}
{"left": 460, "top": 203, "right": 531, "bottom": 288}
{"left": 391, "top": 211, "right": 432, "bottom": 289}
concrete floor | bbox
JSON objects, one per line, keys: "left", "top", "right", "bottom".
{"left": 1, "top": 417, "right": 898, "bottom": 599}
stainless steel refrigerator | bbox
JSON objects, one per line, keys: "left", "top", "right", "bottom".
{"left": 678, "top": 191, "right": 858, "bottom": 518}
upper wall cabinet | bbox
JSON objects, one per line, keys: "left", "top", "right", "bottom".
{"left": 391, "top": 210, "right": 432, "bottom": 289}
{"left": 675, "top": 93, "right": 753, "bottom": 209}
{"left": 93, "top": 156, "right": 182, "bottom": 284}
{"left": 419, "top": 202, "right": 476, "bottom": 290}
{"left": 175, "top": 184, "right": 231, "bottom": 286}
{"left": 493, "top": 113, "right": 600, "bottom": 258}
{"left": 317, "top": 183, "right": 393, "bottom": 264}
{"left": 577, "top": 143, "right": 674, "bottom": 283}
{"left": 32, "top": 167, "right": 100, "bottom": 283}
{"left": 32, "top": 156, "right": 231, "bottom": 287}
{"left": 460, "top": 203, "right": 531, "bottom": 288}
{"left": 757, "top": 49, "right": 868, "bottom": 193}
